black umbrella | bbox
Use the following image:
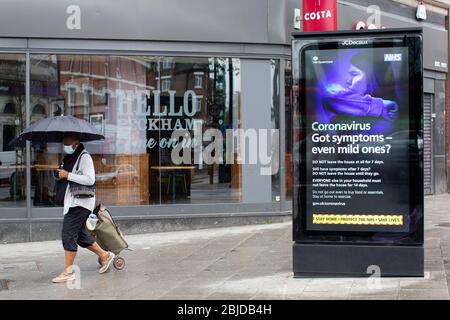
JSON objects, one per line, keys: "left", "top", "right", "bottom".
{"left": 8, "top": 136, "right": 26, "bottom": 148}
{"left": 19, "top": 115, "right": 105, "bottom": 143}
{"left": 8, "top": 136, "right": 47, "bottom": 148}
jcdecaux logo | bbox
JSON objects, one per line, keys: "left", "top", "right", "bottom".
{"left": 342, "top": 39, "right": 369, "bottom": 46}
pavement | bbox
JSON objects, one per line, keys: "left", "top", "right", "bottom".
{"left": 1, "top": 194, "right": 450, "bottom": 300}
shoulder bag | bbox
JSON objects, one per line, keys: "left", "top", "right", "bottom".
{"left": 69, "top": 151, "right": 96, "bottom": 198}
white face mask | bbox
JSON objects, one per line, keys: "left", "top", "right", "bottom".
{"left": 63, "top": 144, "right": 75, "bottom": 154}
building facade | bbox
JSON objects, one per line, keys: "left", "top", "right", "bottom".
{"left": 335, "top": 0, "right": 449, "bottom": 196}
{"left": 0, "top": 0, "right": 448, "bottom": 242}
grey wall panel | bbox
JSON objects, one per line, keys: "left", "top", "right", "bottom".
{"left": 29, "top": 202, "right": 283, "bottom": 219}
{"left": 240, "top": 59, "right": 273, "bottom": 203}
{"left": 424, "top": 77, "right": 435, "bottom": 93}
{"left": 268, "top": 0, "right": 297, "bottom": 44}
{"left": 0, "top": 38, "right": 27, "bottom": 49}
{"left": 423, "top": 27, "right": 448, "bottom": 73}
{"left": 424, "top": 70, "right": 448, "bottom": 80}
{"left": 25, "top": 38, "right": 291, "bottom": 58}
{"left": 0, "top": 0, "right": 296, "bottom": 45}
{"left": 0, "top": 208, "right": 27, "bottom": 220}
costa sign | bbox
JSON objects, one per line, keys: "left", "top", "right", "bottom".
{"left": 302, "top": 0, "right": 337, "bottom": 32}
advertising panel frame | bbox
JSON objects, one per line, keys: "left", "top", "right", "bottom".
{"left": 292, "top": 28, "right": 424, "bottom": 277}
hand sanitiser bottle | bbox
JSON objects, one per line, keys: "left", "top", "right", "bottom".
{"left": 86, "top": 213, "right": 98, "bottom": 231}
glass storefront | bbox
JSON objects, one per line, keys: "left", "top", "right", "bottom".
{"left": 0, "top": 49, "right": 287, "bottom": 223}
{"left": 29, "top": 55, "right": 244, "bottom": 207}
{"left": 0, "top": 54, "right": 27, "bottom": 217}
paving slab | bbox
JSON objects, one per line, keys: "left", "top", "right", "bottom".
{"left": 1, "top": 195, "right": 450, "bottom": 299}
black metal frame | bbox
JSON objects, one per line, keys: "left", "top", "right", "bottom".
{"left": 293, "top": 28, "right": 424, "bottom": 245}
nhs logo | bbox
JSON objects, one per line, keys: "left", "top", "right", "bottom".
{"left": 384, "top": 53, "right": 402, "bottom": 62}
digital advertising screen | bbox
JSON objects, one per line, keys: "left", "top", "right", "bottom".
{"left": 295, "top": 32, "right": 423, "bottom": 239}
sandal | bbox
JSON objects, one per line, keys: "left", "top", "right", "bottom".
{"left": 99, "top": 252, "right": 115, "bottom": 274}
{"left": 52, "top": 272, "right": 75, "bottom": 283}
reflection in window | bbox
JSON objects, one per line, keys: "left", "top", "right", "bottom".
{"left": 3, "top": 102, "right": 16, "bottom": 114}
{"left": 68, "top": 56, "right": 74, "bottom": 72}
{"left": 83, "top": 89, "right": 91, "bottom": 120}
{"left": 162, "top": 59, "right": 173, "bottom": 70}
{"left": 115, "top": 57, "right": 121, "bottom": 79}
{"left": 104, "top": 61, "right": 109, "bottom": 78}
{"left": 195, "top": 98, "right": 202, "bottom": 114}
{"left": 88, "top": 56, "right": 92, "bottom": 75}
{"left": 67, "top": 88, "right": 76, "bottom": 116}
{"left": 0, "top": 54, "right": 26, "bottom": 211}
{"left": 78, "top": 56, "right": 83, "bottom": 73}
{"left": 53, "top": 104, "right": 62, "bottom": 116}
{"left": 131, "top": 60, "right": 137, "bottom": 82}
{"left": 32, "top": 104, "right": 46, "bottom": 116}
{"left": 30, "top": 55, "right": 242, "bottom": 208}
{"left": 194, "top": 73, "right": 203, "bottom": 89}
{"left": 161, "top": 77, "right": 171, "bottom": 92}
{"left": 271, "top": 60, "right": 280, "bottom": 202}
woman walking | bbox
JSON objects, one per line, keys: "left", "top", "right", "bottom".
{"left": 51, "top": 132, "right": 115, "bottom": 283}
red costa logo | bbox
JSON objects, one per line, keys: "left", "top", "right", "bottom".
{"left": 302, "top": 0, "right": 337, "bottom": 32}
{"left": 304, "top": 10, "right": 333, "bottom": 21}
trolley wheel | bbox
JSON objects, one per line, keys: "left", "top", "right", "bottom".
{"left": 113, "top": 257, "right": 125, "bottom": 270}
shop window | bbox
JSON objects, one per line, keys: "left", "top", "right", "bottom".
{"left": 68, "top": 56, "right": 74, "bottom": 72}
{"left": 53, "top": 105, "right": 62, "bottom": 116}
{"left": 161, "top": 78, "right": 171, "bottom": 92}
{"left": 88, "top": 56, "right": 92, "bottom": 75}
{"left": 131, "top": 60, "right": 137, "bottom": 82}
{"left": 104, "top": 62, "right": 109, "bottom": 78}
{"left": 0, "top": 54, "right": 26, "bottom": 215}
{"left": 194, "top": 98, "right": 202, "bottom": 113}
{"left": 32, "top": 104, "right": 47, "bottom": 116}
{"left": 78, "top": 56, "right": 83, "bottom": 73}
{"left": 162, "top": 59, "right": 173, "bottom": 70}
{"left": 194, "top": 73, "right": 203, "bottom": 89}
{"left": 67, "top": 88, "right": 76, "bottom": 115}
{"left": 3, "top": 102, "right": 16, "bottom": 114}
{"left": 116, "top": 57, "right": 121, "bottom": 79}
{"left": 29, "top": 54, "right": 242, "bottom": 210}
{"left": 83, "top": 89, "right": 91, "bottom": 120}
